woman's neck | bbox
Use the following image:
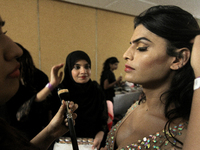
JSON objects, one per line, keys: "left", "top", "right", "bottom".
{"left": 141, "top": 79, "right": 172, "bottom": 115}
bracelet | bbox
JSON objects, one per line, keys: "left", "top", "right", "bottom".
{"left": 45, "top": 83, "right": 54, "bottom": 91}
{"left": 194, "top": 77, "right": 200, "bottom": 90}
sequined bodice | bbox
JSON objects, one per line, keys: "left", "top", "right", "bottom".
{"left": 106, "top": 101, "right": 188, "bottom": 150}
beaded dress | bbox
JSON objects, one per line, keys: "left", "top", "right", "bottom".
{"left": 106, "top": 101, "right": 188, "bottom": 150}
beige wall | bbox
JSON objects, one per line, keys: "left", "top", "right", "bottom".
{"left": 0, "top": 0, "right": 134, "bottom": 83}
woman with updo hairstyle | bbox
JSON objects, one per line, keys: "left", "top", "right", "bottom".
{"left": 101, "top": 5, "right": 200, "bottom": 150}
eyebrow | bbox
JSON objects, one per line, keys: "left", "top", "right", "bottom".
{"left": 131, "top": 37, "right": 152, "bottom": 43}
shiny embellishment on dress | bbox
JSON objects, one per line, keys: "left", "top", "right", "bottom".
{"left": 106, "top": 101, "right": 188, "bottom": 150}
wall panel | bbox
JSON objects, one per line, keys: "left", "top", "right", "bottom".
{"left": 0, "top": 0, "right": 39, "bottom": 66}
{"left": 97, "top": 10, "right": 134, "bottom": 82}
{"left": 0, "top": 0, "right": 135, "bottom": 83}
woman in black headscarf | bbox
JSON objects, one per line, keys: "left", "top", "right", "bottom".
{"left": 21, "top": 50, "right": 108, "bottom": 149}
{"left": 17, "top": 50, "right": 108, "bottom": 149}
{"left": 59, "top": 50, "right": 108, "bottom": 149}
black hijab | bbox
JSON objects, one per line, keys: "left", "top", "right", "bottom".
{"left": 61, "top": 50, "right": 91, "bottom": 90}
{"left": 59, "top": 50, "right": 107, "bottom": 138}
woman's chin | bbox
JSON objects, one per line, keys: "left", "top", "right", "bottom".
{"left": 124, "top": 75, "right": 135, "bottom": 83}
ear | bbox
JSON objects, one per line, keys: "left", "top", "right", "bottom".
{"left": 170, "top": 48, "right": 190, "bottom": 70}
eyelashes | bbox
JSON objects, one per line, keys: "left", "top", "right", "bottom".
{"left": 73, "top": 64, "right": 91, "bottom": 70}
{"left": 129, "top": 42, "right": 148, "bottom": 51}
{"left": 136, "top": 47, "right": 148, "bottom": 51}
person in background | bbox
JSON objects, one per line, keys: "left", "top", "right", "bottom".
{"left": 101, "top": 5, "right": 200, "bottom": 150}
{"left": 33, "top": 50, "right": 108, "bottom": 149}
{"left": 0, "top": 16, "right": 78, "bottom": 150}
{"left": 3, "top": 43, "right": 51, "bottom": 140}
{"left": 100, "top": 57, "right": 122, "bottom": 131}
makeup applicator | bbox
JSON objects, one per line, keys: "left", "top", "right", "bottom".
{"left": 58, "top": 88, "right": 79, "bottom": 150}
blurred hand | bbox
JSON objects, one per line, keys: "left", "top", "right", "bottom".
{"left": 100, "top": 146, "right": 108, "bottom": 150}
{"left": 117, "top": 76, "right": 122, "bottom": 83}
{"left": 92, "top": 131, "right": 104, "bottom": 150}
{"left": 50, "top": 63, "right": 64, "bottom": 88}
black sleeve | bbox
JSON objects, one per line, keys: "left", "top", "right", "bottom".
{"left": 16, "top": 88, "right": 61, "bottom": 122}
{"left": 97, "top": 82, "right": 108, "bottom": 133}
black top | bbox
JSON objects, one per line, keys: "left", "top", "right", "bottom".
{"left": 0, "top": 117, "right": 39, "bottom": 150}
{"left": 63, "top": 80, "right": 108, "bottom": 138}
{"left": 41, "top": 51, "right": 108, "bottom": 140}
{"left": 58, "top": 51, "right": 108, "bottom": 138}
{"left": 0, "top": 68, "right": 49, "bottom": 140}
{"left": 43, "top": 80, "right": 108, "bottom": 139}
{"left": 100, "top": 70, "right": 116, "bottom": 102}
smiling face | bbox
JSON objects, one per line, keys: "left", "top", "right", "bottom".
{"left": 0, "top": 18, "right": 23, "bottom": 105}
{"left": 71, "top": 59, "right": 91, "bottom": 84}
{"left": 123, "top": 25, "right": 176, "bottom": 87}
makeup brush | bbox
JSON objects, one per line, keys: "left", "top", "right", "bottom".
{"left": 58, "top": 88, "right": 79, "bottom": 150}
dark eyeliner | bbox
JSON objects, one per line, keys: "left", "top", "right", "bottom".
{"left": 74, "top": 65, "right": 80, "bottom": 70}
{"left": 136, "top": 47, "right": 148, "bottom": 51}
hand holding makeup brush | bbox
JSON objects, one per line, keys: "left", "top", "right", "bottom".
{"left": 58, "top": 88, "right": 79, "bottom": 150}
{"left": 30, "top": 100, "right": 78, "bottom": 149}
{"left": 47, "top": 100, "right": 78, "bottom": 137}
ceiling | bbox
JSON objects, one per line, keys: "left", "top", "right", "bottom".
{"left": 58, "top": 0, "right": 200, "bottom": 19}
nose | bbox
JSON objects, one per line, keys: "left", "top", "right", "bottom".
{"left": 4, "top": 36, "right": 23, "bottom": 61}
{"left": 123, "top": 45, "right": 134, "bottom": 61}
{"left": 80, "top": 66, "right": 87, "bottom": 74}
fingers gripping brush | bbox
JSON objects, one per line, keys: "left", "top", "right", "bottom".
{"left": 58, "top": 88, "right": 79, "bottom": 150}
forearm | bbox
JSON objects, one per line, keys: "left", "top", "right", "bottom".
{"left": 35, "top": 63, "right": 64, "bottom": 102}
{"left": 35, "top": 85, "right": 53, "bottom": 102}
{"left": 183, "top": 35, "right": 200, "bottom": 150}
{"left": 108, "top": 82, "right": 116, "bottom": 89}
{"left": 30, "top": 125, "right": 56, "bottom": 150}
{"left": 104, "top": 81, "right": 117, "bottom": 90}
{"left": 95, "top": 131, "right": 104, "bottom": 140}
{"left": 93, "top": 131, "right": 105, "bottom": 149}
{"left": 30, "top": 100, "right": 71, "bottom": 150}
{"left": 183, "top": 88, "right": 200, "bottom": 149}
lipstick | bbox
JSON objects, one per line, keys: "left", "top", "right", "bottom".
{"left": 8, "top": 64, "right": 20, "bottom": 78}
{"left": 80, "top": 76, "right": 86, "bottom": 79}
{"left": 8, "top": 69, "right": 20, "bottom": 78}
{"left": 124, "top": 65, "right": 135, "bottom": 72}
